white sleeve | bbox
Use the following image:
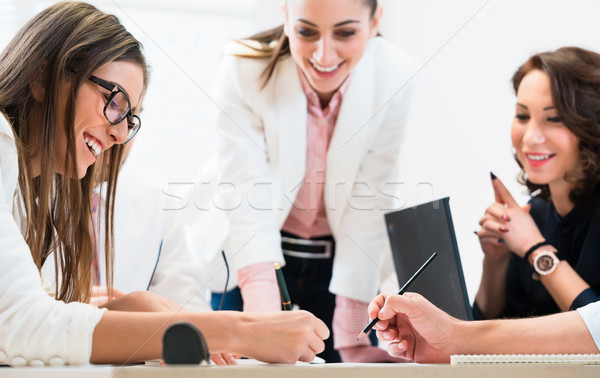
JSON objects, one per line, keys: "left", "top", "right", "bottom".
{"left": 578, "top": 301, "right": 600, "bottom": 351}
{"left": 330, "top": 44, "right": 419, "bottom": 302}
{"left": 0, "top": 123, "right": 105, "bottom": 366}
{"left": 148, "top": 205, "right": 212, "bottom": 312}
{"left": 213, "top": 56, "right": 283, "bottom": 270}
{"left": 330, "top": 89, "right": 414, "bottom": 302}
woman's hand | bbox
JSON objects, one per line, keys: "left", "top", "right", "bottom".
{"left": 475, "top": 217, "right": 510, "bottom": 263}
{"left": 89, "top": 285, "right": 126, "bottom": 306}
{"left": 337, "top": 344, "right": 410, "bottom": 363}
{"left": 368, "top": 293, "right": 461, "bottom": 363}
{"left": 232, "top": 310, "right": 329, "bottom": 364}
{"left": 210, "top": 352, "right": 239, "bottom": 365}
{"left": 478, "top": 175, "right": 545, "bottom": 258}
{"left": 158, "top": 353, "right": 239, "bottom": 366}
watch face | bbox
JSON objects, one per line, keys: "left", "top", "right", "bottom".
{"left": 534, "top": 251, "right": 558, "bottom": 276}
{"left": 536, "top": 255, "right": 555, "bottom": 272}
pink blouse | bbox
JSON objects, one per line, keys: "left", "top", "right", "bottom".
{"left": 281, "top": 68, "right": 350, "bottom": 239}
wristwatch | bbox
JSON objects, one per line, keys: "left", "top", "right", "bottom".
{"left": 533, "top": 250, "right": 559, "bottom": 277}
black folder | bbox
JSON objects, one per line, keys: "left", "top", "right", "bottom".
{"left": 385, "top": 197, "right": 473, "bottom": 320}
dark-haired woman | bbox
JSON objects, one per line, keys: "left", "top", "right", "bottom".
{"left": 475, "top": 47, "right": 600, "bottom": 320}
{"left": 209, "top": 0, "right": 417, "bottom": 362}
{"left": 0, "top": 1, "right": 327, "bottom": 366}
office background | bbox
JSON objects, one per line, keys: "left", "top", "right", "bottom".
{"left": 2, "top": 0, "right": 600, "bottom": 301}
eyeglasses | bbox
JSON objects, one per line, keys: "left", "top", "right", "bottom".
{"left": 89, "top": 75, "right": 141, "bottom": 144}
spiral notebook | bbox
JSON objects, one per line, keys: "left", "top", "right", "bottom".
{"left": 451, "top": 354, "right": 600, "bottom": 365}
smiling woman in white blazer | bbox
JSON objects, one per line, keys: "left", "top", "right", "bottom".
{"left": 0, "top": 1, "right": 328, "bottom": 366}
{"left": 209, "top": 0, "right": 418, "bottom": 363}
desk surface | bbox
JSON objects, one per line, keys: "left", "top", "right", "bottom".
{"left": 2, "top": 363, "right": 600, "bottom": 378}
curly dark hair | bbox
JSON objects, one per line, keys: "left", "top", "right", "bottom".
{"left": 511, "top": 47, "right": 600, "bottom": 212}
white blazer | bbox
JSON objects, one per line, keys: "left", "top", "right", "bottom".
{"left": 0, "top": 115, "right": 104, "bottom": 365}
{"left": 99, "top": 164, "right": 212, "bottom": 312}
{"left": 202, "top": 37, "right": 418, "bottom": 302}
{"left": 43, "top": 161, "right": 212, "bottom": 312}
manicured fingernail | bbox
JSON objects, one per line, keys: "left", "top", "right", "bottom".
{"left": 501, "top": 214, "right": 511, "bottom": 222}
{"left": 490, "top": 172, "right": 497, "bottom": 180}
{"left": 500, "top": 226, "right": 508, "bottom": 233}
{"left": 473, "top": 231, "right": 478, "bottom": 235}
{"left": 498, "top": 238, "right": 504, "bottom": 243}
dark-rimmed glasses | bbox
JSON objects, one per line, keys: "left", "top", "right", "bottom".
{"left": 89, "top": 75, "right": 141, "bottom": 143}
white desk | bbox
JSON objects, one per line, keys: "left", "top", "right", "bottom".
{"left": 2, "top": 363, "right": 600, "bottom": 378}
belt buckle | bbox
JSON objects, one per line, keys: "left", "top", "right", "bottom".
{"left": 281, "top": 236, "right": 332, "bottom": 259}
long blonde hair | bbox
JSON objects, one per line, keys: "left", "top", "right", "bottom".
{"left": 0, "top": 2, "right": 149, "bottom": 302}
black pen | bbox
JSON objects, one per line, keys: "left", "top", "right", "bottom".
{"left": 274, "top": 263, "right": 292, "bottom": 311}
{"left": 357, "top": 252, "right": 438, "bottom": 340}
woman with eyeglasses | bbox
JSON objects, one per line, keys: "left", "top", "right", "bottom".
{"left": 0, "top": 2, "right": 327, "bottom": 366}
{"left": 208, "top": 0, "right": 417, "bottom": 362}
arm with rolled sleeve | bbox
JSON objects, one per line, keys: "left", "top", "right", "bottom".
{"left": 329, "top": 42, "right": 418, "bottom": 351}
{"left": 330, "top": 47, "right": 418, "bottom": 303}
{"left": 147, "top": 203, "right": 212, "bottom": 312}
{"left": 331, "top": 112, "right": 411, "bottom": 350}
{"left": 212, "top": 55, "right": 282, "bottom": 311}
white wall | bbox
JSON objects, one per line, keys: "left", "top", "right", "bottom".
{"left": 3, "top": 0, "right": 600, "bottom": 301}
{"left": 374, "top": 0, "right": 600, "bottom": 300}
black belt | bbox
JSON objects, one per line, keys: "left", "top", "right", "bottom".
{"left": 281, "top": 232, "right": 334, "bottom": 260}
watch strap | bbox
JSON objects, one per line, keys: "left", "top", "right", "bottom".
{"left": 523, "top": 240, "right": 552, "bottom": 263}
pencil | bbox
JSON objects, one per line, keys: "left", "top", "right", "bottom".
{"left": 357, "top": 252, "right": 438, "bottom": 340}
{"left": 274, "top": 263, "right": 292, "bottom": 311}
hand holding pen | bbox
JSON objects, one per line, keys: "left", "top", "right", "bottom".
{"left": 366, "top": 289, "right": 457, "bottom": 363}
{"left": 358, "top": 253, "right": 437, "bottom": 340}
{"left": 274, "top": 263, "right": 292, "bottom": 311}
{"left": 274, "top": 263, "right": 327, "bottom": 363}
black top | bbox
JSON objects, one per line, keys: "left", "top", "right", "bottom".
{"left": 498, "top": 197, "right": 600, "bottom": 318}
